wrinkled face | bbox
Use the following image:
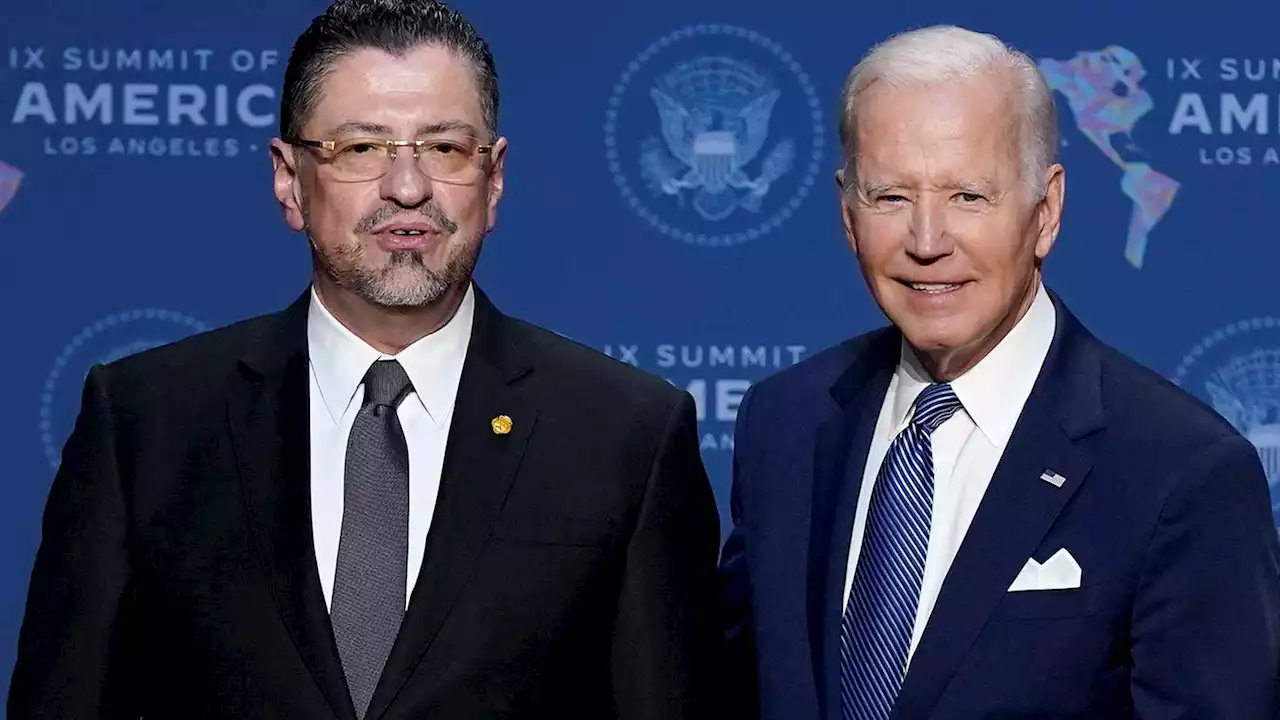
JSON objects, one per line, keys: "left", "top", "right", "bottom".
{"left": 840, "top": 74, "right": 1063, "bottom": 378}
{"left": 271, "top": 44, "right": 506, "bottom": 308}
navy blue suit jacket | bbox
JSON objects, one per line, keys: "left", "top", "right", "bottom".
{"left": 719, "top": 292, "right": 1280, "bottom": 719}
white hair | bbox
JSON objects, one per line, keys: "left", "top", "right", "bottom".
{"left": 837, "top": 25, "right": 1058, "bottom": 199}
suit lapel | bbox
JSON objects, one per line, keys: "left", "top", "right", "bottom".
{"left": 808, "top": 331, "right": 899, "bottom": 720}
{"left": 229, "top": 292, "right": 357, "bottom": 720}
{"left": 894, "top": 298, "right": 1106, "bottom": 719}
{"left": 365, "top": 288, "right": 537, "bottom": 720}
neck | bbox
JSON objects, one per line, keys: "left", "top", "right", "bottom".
{"left": 312, "top": 274, "right": 467, "bottom": 355}
{"left": 915, "top": 274, "right": 1041, "bottom": 382}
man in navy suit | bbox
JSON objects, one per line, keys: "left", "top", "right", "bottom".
{"left": 718, "top": 24, "right": 1280, "bottom": 719}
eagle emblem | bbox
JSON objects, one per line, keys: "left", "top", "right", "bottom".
{"left": 639, "top": 56, "right": 795, "bottom": 221}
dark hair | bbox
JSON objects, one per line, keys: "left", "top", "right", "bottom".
{"left": 279, "top": 0, "right": 499, "bottom": 141}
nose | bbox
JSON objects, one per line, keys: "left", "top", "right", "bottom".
{"left": 906, "top": 193, "right": 954, "bottom": 261}
{"left": 378, "top": 147, "right": 434, "bottom": 208}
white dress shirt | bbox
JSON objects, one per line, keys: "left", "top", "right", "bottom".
{"left": 843, "top": 282, "right": 1056, "bottom": 667}
{"left": 307, "top": 283, "right": 474, "bottom": 610}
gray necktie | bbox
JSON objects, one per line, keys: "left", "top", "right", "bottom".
{"left": 331, "top": 359, "right": 413, "bottom": 718}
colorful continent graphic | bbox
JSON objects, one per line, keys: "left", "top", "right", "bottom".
{"left": 0, "top": 162, "right": 21, "bottom": 214}
{"left": 1039, "top": 47, "right": 1178, "bottom": 269}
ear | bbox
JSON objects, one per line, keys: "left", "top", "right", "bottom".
{"left": 841, "top": 201, "right": 861, "bottom": 256}
{"left": 485, "top": 136, "right": 508, "bottom": 232}
{"left": 835, "top": 168, "right": 860, "bottom": 255}
{"left": 1033, "top": 163, "right": 1065, "bottom": 261}
{"left": 270, "top": 138, "right": 307, "bottom": 232}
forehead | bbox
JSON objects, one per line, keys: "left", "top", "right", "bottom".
{"left": 305, "top": 44, "right": 483, "bottom": 135}
{"left": 854, "top": 76, "right": 1019, "bottom": 186}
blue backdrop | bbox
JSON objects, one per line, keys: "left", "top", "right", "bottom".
{"left": 3, "top": 0, "right": 1279, "bottom": 706}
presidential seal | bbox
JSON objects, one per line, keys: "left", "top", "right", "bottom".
{"left": 604, "top": 24, "right": 823, "bottom": 247}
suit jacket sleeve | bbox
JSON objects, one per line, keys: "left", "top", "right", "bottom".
{"left": 717, "top": 384, "right": 759, "bottom": 718}
{"left": 8, "top": 365, "right": 141, "bottom": 719}
{"left": 1129, "top": 433, "right": 1280, "bottom": 719}
{"left": 610, "top": 390, "right": 722, "bottom": 720}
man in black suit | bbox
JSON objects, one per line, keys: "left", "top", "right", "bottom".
{"left": 7, "top": 1, "right": 721, "bottom": 718}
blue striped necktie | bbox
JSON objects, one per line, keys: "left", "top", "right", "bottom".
{"left": 840, "top": 382, "right": 962, "bottom": 720}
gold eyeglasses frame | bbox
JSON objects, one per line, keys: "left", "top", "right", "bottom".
{"left": 287, "top": 136, "right": 495, "bottom": 185}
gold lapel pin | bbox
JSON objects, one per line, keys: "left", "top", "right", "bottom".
{"left": 491, "top": 414, "right": 513, "bottom": 435}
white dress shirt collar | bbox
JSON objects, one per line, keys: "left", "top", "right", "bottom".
{"left": 307, "top": 283, "right": 475, "bottom": 428}
{"left": 891, "top": 282, "right": 1057, "bottom": 449}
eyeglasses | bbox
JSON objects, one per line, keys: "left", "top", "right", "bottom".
{"left": 288, "top": 136, "right": 494, "bottom": 184}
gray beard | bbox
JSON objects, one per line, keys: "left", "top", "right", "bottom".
{"left": 311, "top": 237, "right": 481, "bottom": 308}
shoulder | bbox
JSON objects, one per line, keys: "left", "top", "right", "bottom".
{"left": 723, "top": 328, "right": 895, "bottom": 468}
{"left": 502, "top": 316, "right": 687, "bottom": 421}
{"left": 1076, "top": 333, "right": 1267, "bottom": 513}
{"left": 1044, "top": 292, "right": 1243, "bottom": 457}
{"left": 1095, "top": 339, "right": 1242, "bottom": 451}
{"left": 742, "top": 327, "right": 895, "bottom": 417}
{"left": 97, "top": 309, "right": 287, "bottom": 396}
{"left": 1088, "top": 338, "right": 1278, "bottom": 607}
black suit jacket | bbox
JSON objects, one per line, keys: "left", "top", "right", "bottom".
{"left": 9, "top": 286, "right": 722, "bottom": 719}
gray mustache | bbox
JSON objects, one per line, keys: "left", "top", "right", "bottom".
{"left": 354, "top": 203, "right": 459, "bottom": 235}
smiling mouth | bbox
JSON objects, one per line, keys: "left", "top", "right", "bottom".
{"left": 902, "top": 281, "right": 966, "bottom": 294}
{"left": 387, "top": 229, "right": 435, "bottom": 236}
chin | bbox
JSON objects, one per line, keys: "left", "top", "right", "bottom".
{"left": 363, "top": 285, "right": 447, "bottom": 309}
{"left": 896, "top": 321, "right": 978, "bottom": 355}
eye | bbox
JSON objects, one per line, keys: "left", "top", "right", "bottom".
{"left": 425, "top": 142, "right": 465, "bottom": 155}
{"left": 345, "top": 142, "right": 380, "bottom": 154}
{"left": 876, "top": 194, "right": 908, "bottom": 204}
{"left": 955, "top": 192, "right": 985, "bottom": 203}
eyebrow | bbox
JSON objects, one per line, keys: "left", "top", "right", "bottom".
{"left": 859, "top": 178, "right": 999, "bottom": 195}
{"left": 326, "top": 120, "right": 482, "bottom": 137}
{"left": 953, "top": 177, "right": 998, "bottom": 193}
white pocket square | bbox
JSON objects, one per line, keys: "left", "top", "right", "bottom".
{"left": 1007, "top": 548, "right": 1082, "bottom": 592}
